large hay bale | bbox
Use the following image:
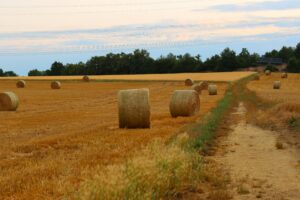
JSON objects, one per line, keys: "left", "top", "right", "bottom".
{"left": 83, "top": 75, "right": 90, "bottom": 82}
{"left": 51, "top": 81, "right": 61, "bottom": 89}
{"left": 169, "top": 90, "right": 200, "bottom": 118}
{"left": 254, "top": 75, "right": 260, "bottom": 80}
{"left": 281, "top": 73, "right": 288, "bottom": 79}
{"left": 208, "top": 84, "right": 218, "bottom": 95}
{"left": 185, "top": 79, "right": 194, "bottom": 86}
{"left": 265, "top": 70, "right": 271, "bottom": 76}
{"left": 0, "top": 92, "right": 19, "bottom": 111}
{"left": 191, "top": 84, "right": 202, "bottom": 94}
{"left": 118, "top": 89, "right": 150, "bottom": 129}
{"left": 16, "top": 80, "right": 26, "bottom": 88}
{"left": 273, "top": 81, "right": 281, "bottom": 89}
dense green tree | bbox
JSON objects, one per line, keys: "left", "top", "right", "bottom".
{"left": 0, "top": 68, "right": 18, "bottom": 76}
{"left": 237, "top": 48, "right": 252, "bottom": 68}
{"left": 295, "top": 43, "right": 300, "bottom": 59}
{"left": 49, "top": 61, "right": 65, "bottom": 76}
{"left": 287, "top": 57, "right": 300, "bottom": 73}
{"left": 28, "top": 69, "right": 44, "bottom": 76}
{"left": 219, "top": 48, "right": 238, "bottom": 71}
{"left": 278, "top": 46, "right": 294, "bottom": 62}
{"left": 3, "top": 71, "right": 17, "bottom": 76}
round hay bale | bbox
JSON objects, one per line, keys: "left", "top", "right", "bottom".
{"left": 118, "top": 89, "right": 150, "bottom": 129}
{"left": 169, "top": 90, "right": 200, "bottom": 118}
{"left": 254, "top": 75, "right": 260, "bottom": 80}
{"left": 265, "top": 70, "right": 271, "bottom": 76}
{"left": 281, "top": 73, "right": 288, "bottom": 79}
{"left": 51, "top": 81, "right": 61, "bottom": 89}
{"left": 0, "top": 92, "right": 19, "bottom": 111}
{"left": 208, "top": 84, "right": 218, "bottom": 95}
{"left": 273, "top": 81, "right": 281, "bottom": 89}
{"left": 191, "top": 84, "right": 202, "bottom": 94}
{"left": 185, "top": 79, "right": 194, "bottom": 86}
{"left": 83, "top": 75, "right": 90, "bottom": 82}
{"left": 199, "top": 81, "right": 208, "bottom": 90}
{"left": 16, "top": 80, "right": 26, "bottom": 88}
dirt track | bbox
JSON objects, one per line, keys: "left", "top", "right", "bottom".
{"left": 216, "top": 102, "right": 300, "bottom": 199}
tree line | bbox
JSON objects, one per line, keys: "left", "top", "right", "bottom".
{"left": 28, "top": 48, "right": 260, "bottom": 76}
{"left": 263, "top": 43, "right": 300, "bottom": 73}
{"left": 0, "top": 68, "right": 17, "bottom": 77}
{"left": 28, "top": 43, "right": 300, "bottom": 76}
{"left": 2, "top": 43, "right": 299, "bottom": 77}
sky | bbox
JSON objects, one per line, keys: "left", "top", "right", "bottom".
{"left": 0, "top": 0, "right": 300, "bottom": 75}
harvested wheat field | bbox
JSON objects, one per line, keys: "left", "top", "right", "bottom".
{"left": 0, "top": 79, "right": 232, "bottom": 199}
{"left": 247, "top": 72, "right": 300, "bottom": 132}
{"left": 0, "top": 72, "right": 255, "bottom": 82}
{"left": 248, "top": 73, "right": 300, "bottom": 104}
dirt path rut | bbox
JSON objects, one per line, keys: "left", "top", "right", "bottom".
{"left": 216, "top": 102, "right": 300, "bottom": 200}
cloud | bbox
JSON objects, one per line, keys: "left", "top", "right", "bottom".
{"left": 0, "top": 0, "right": 299, "bottom": 55}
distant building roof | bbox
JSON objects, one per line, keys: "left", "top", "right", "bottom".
{"left": 257, "top": 57, "right": 284, "bottom": 65}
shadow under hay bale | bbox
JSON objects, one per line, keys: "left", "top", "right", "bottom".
{"left": 51, "top": 81, "right": 61, "bottom": 89}
{"left": 273, "top": 81, "right": 281, "bottom": 89}
{"left": 281, "top": 73, "right": 288, "bottom": 79}
{"left": 83, "top": 75, "right": 90, "bottom": 82}
{"left": 118, "top": 89, "right": 150, "bottom": 129}
{"left": 0, "top": 92, "right": 19, "bottom": 111}
{"left": 16, "top": 80, "right": 26, "bottom": 88}
{"left": 208, "top": 84, "right": 218, "bottom": 95}
{"left": 185, "top": 78, "right": 194, "bottom": 86}
{"left": 169, "top": 90, "right": 200, "bottom": 118}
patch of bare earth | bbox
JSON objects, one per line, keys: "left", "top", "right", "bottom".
{"left": 215, "top": 102, "right": 300, "bottom": 200}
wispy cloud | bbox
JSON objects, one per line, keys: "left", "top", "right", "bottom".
{"left": 0, "top": 0, "right": 299, "bottom": 55}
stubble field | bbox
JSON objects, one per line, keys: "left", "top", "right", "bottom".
{"left": 0, "top": 72, "right": 253, "bottom": 199}
{"left": 248, "top": 73, "right": 300, "bottom": 104}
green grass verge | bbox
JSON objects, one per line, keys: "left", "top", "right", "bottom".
{"left": 189, "top": 73, "right": 258, "bottom": 150}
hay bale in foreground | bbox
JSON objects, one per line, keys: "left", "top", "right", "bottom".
{"left": 265, "top": 70, "right": 271, "bottom": 76}
{"left": 273, "top": 81, "right": 281, "bottom": 89}
{"left": 191, "top": 84, "right": 202, "bottom": 94}
{"left": 0, "top": 92, "right": 19, "bottom": 111}
{"left": 51, "top": 81, "right": 61, "bottom": 89}
{"left": 16, "top": 80, "right": 26, "bottom": 88}
{"left": 83, "top": 75, "right": 90, "bottom": 82}
{"left": 185, "top": 79, "right": 194, "bottom": 86}
{"left": 208, "top": 84, "right": 218, "bottom": 95}
{"left": 281, "top": 73, "right": 288, "bottom": 79}
{"left": 118, "top": 89, "right": 150, "bottom": 129}
{"left": 169, "top": 90, "right": 200, "bottom": 118}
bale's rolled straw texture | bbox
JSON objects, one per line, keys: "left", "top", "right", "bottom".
{"left": 208, "top": 84, "right": 218, "bottom": 95}
{"left": 51, "top": 81, "right": 61, "bottom": 89}
{"left": 83, "top": 75, "right": 90, "bottom": 82}
{"left": 281, "top": 73, "right": 288, "bottom": 79}
{"left": 169, "top": 90, "right": 200, "bottom": 118}
{"left": 265, "top": 70, "right": 271, "bottom": 76}
{"left": 185, "top": 79, "right": 194, "bottom": 86}
{"left": 118, "top": 89, "right": 150, "bottom": 129}
{"left": 16, "top": 80, "right": 26, "bottom": 88}
{"left": 191, "top": 84, "right": 202, "bottom": 94}
{"left": 0, "top": 92, "right": 19, "bottom": 111}
{"left": 273, "top": 81, "right": 281, "bottom": 89}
